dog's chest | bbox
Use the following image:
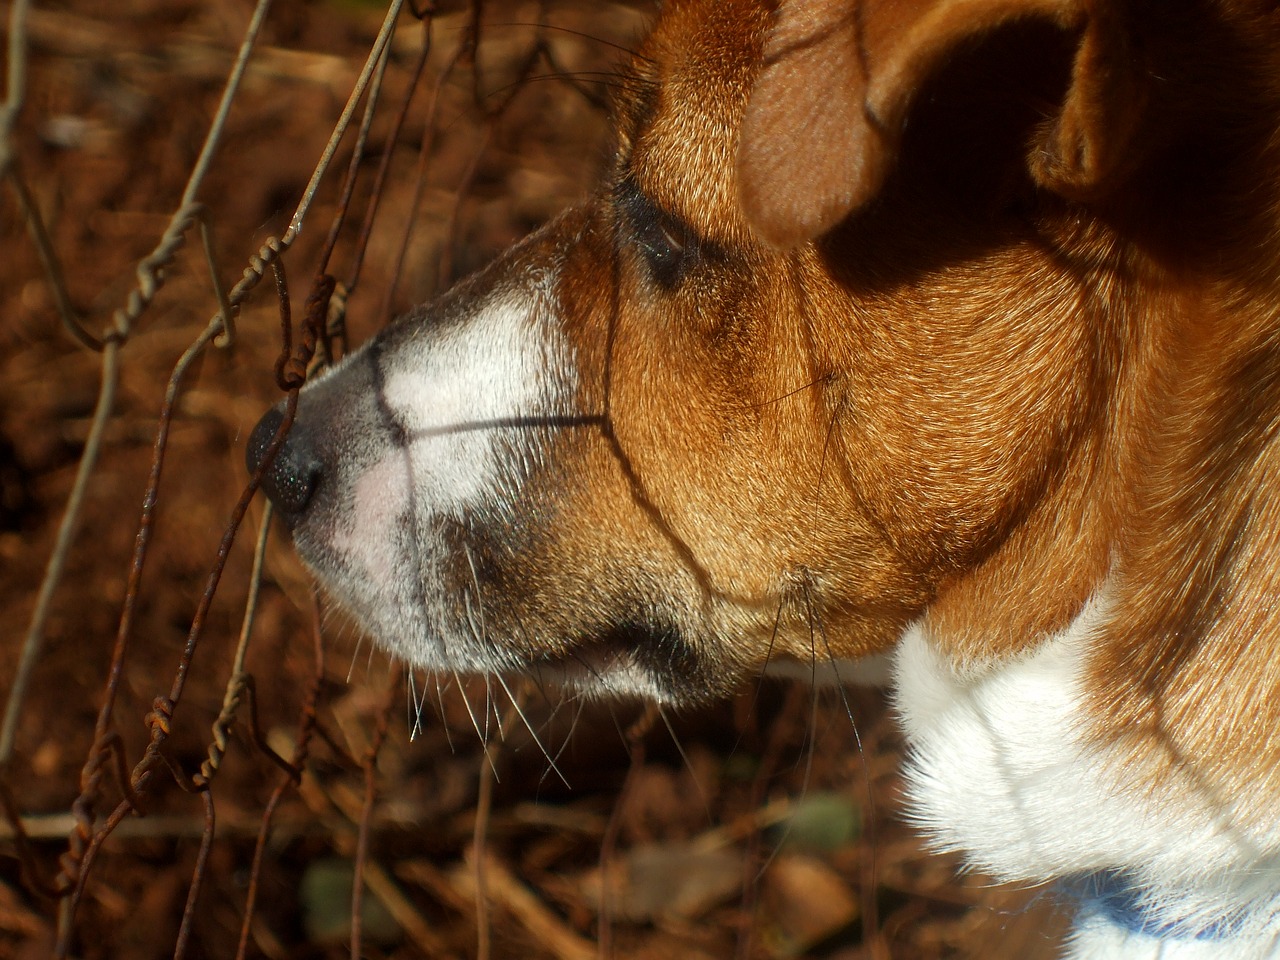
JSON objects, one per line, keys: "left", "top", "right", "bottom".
{"left": 892, "top": 595, "right": 1280, "bottom": 956}
{"left": 893, "top": 599, "right": 1117, "bottom": 880}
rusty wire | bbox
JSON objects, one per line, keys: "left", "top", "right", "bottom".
{"left": 348, "top": 11, "right": 436, "bottom": 298}
{"left": 0, "top": 0, "right": 276, "bottom": 776}
{"left": 42, "top": 0, "right": 428, "bottom": 945}
{"left": 49, "top": 251, "right": 329, "bottom": 951}
{"left": 1, "top": 0, "right": 286, "bottom": 778}
{"left": 2, "top": 0, "right": 398, "bottom": 933}
{"left": 379, "top": 32, "right": 469, "bottom": 326}
{"left": 193, "top": 503, "right": 296, "bottom": 792}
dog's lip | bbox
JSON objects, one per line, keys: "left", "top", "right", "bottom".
{"left": 523, "top": 619, "right": 716, "bottom": 702}
{"left": 531, "top": 630, "right": 638, "bottom": 679}
{"left": 534, "top": 647, "right": 630, "bottom": 688}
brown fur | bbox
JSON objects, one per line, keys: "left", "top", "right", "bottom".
{"left": 265, "top": 0, "right": 1280, "bottom": 824}
{"left": 535, "top": 0, "right": 1280, "bottom": 789}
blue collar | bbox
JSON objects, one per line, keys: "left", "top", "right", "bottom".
{"left": 1064, "top": 871, "right": 1239, "bottom": 941}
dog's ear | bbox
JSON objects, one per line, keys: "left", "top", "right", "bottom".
{"left": 737, "top": 0, "right": 1143, "bottom": 247}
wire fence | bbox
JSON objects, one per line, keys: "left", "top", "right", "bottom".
{"left": 0, "top": 2, "right": 1050, "bottom": 957}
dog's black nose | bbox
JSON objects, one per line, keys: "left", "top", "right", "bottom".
{"left": 245, "top": 405, "right": 321, "bottom": 515}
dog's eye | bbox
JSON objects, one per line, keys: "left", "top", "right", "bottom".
{"left": 634, "top": 210, "right": 695, "bottom": 288}
{"left": 618, "top": 181, "right": 699, "bottom": 290}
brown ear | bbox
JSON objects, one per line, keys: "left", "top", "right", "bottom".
{"left": 737, "top": 0, "right": 1142, "bottom": 247}
{"left": 1028, "top": 2, "right": 1144, "bottom": 199}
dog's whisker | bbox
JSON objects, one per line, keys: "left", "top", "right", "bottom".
{"left": 433, "top": 672, "right": 457, "bottom": 754}
{"left": 728, "top": 588, "right": 790, "bottom": 767}
{"left": 656, "top": 706, "right": 713, "bottom": 824}
{"left": 485, "top": 675, "right": 505, "bottom": 743}
{"left": 552, "top": 697, "right": 589, "bottom": 771}
{"left": 461, "top": 549, "right": 560, "bottom": 738}
{"left": 346, "top": 630, "right": 366, "bottom": 684}
{"left": 407, "top": 414, "right": 606, "bottom": 443}
{"left": 413, "top": 667, "right": 434, "bottom": 741}
{"left": 738, "top": 373, "right": 833, "bottom": 411}
{"left": 405, "top": 668, "right": 422, "bottom": 741}
{"left": 452, "top": 668, "right": 500, "bottom": 780}
{"left": 497, "top": 672, "right": 571, "bottom": 789}
{"left": 531, "top": 694, "right": 579, "bottom": 792}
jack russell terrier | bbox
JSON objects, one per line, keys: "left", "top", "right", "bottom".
{"left": 246, "top": 0, "right": 1280, "bottom": 956}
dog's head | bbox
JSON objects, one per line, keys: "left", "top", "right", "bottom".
{"left": 248, "top": 0, "right": 1280, "bottom": 722}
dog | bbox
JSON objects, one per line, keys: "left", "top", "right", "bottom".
{"left": 246, "top": 0, "right": 1280, "bottom": 956}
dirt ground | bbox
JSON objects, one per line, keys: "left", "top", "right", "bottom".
{"left": 0, "top": 2, "right": 1067, "bottom": 957}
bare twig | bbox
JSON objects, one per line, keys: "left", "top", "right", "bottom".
{"left": 4, "top": 166, "right": 96, "bottom": 350}
{"left": 236, "top": 590, "right": 328, "bottom": 960}
{"left": 350, "top": 672, "right": 399, "bottom": 960}
{"left": 453, "top": 854, "right": 596, "bottom": 960}
{"left": 474, "top": 719, "right": 498, "bottom": 960}
{"left": 0, "top": 0, "right": 31, "bottom": 177}
{"left": 598, "top": 705, "right": 658, "bottom": 958}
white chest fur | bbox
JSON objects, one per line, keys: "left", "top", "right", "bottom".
{"left": 892, "top": 595, "right": 1280, "bottom": 958}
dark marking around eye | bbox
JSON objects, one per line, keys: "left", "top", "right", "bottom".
{"left": 616, "top": 178, "right": 701, "bottom": 290}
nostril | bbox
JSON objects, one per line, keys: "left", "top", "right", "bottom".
{"left": 245, "top": 405, "right": 321, "bottom": 515}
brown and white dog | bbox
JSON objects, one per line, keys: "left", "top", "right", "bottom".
{"left": 247, "top": 0, "right": 1280, "bottom": 956}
